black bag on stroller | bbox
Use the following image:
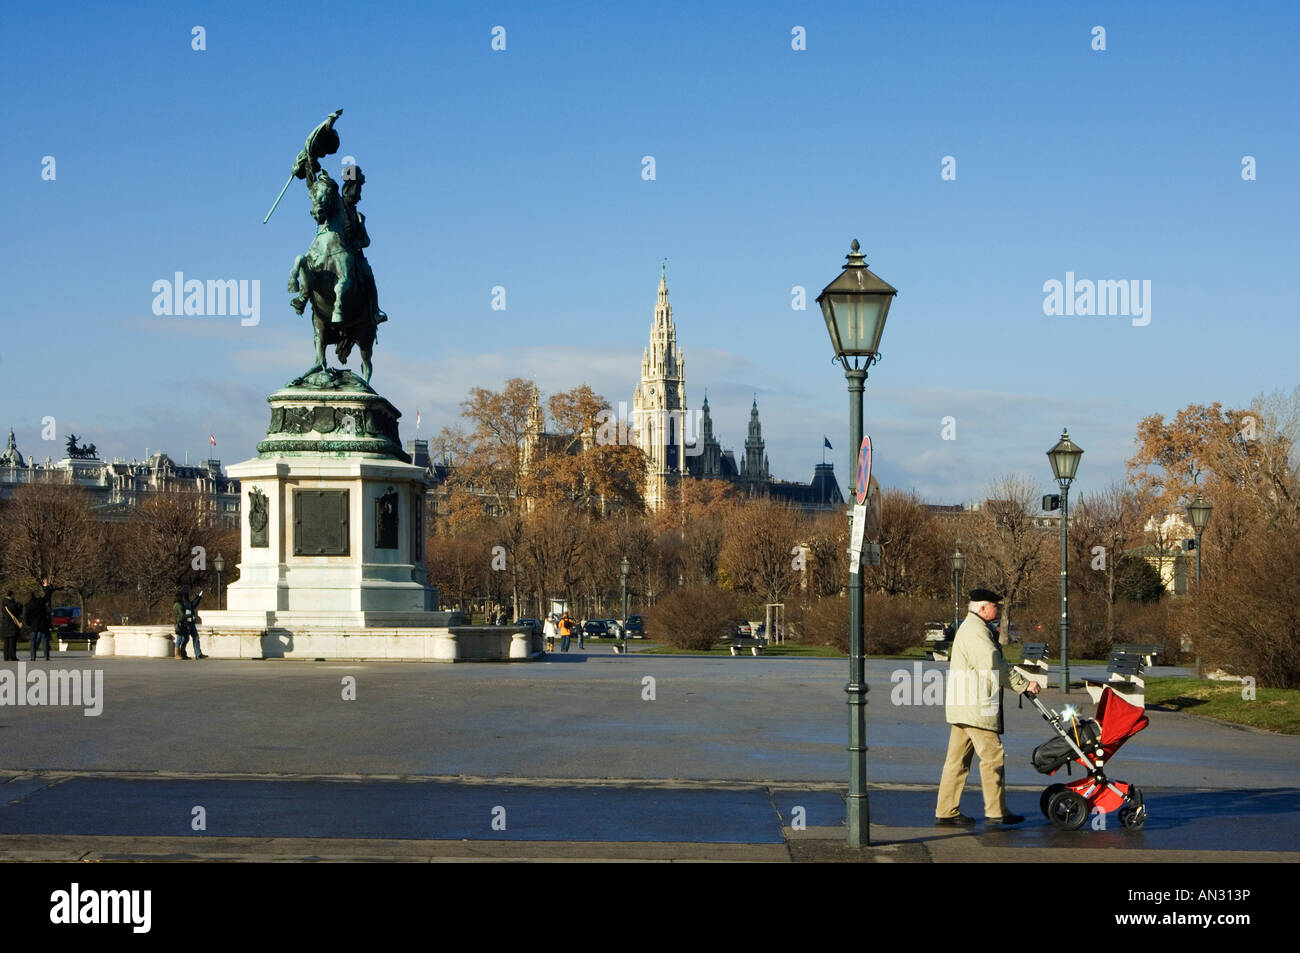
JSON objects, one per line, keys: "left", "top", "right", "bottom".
{"left": 1032, "top": 718, "right": 1102, "bottom": 774}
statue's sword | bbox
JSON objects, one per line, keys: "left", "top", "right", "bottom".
{"left": 262, "top": 174, "right": 296, "bottom": 225}
{"left": 263, "top": 109, "right": 344, "bottom": 224}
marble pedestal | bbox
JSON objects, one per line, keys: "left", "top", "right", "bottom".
{"left": 103, "top": 370, "right": 540, "bottom": 662}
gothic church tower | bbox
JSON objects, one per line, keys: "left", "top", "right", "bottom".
{"left": 738, "top": 397, "right": 770, "bottom": 495}
{"left": 632, "top": 265, "right": 686, "bottom": 511}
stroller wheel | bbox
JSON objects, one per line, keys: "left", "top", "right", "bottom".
{"left": 1046, "top": 788, "right": 1089, "bottom": 831}
{"left": 1039, "top": 783, "right": 1066, "bottom": 819}
{"left": 1119, "top": 786, "right": 1147, "bottom": 830}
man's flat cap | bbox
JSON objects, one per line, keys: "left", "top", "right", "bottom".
{"left": 969, "top": 588, "right": 1004, "bottom": 604}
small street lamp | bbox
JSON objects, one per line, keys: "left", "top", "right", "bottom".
{"left": 1047, "top": 429, "right": 1084, "bottom": 694}
{"left": 1187, "top": 492, "right": 1212, "bottom": 584}
{"left": 214, "top": 553, "right": 225, "bottom": 611}
{"left": 951, "top": 544, "right": 965, "bottom": 629}
{"left": 620, "top": 556, "right": 630, "bottom": 654}
{"left": 816, "top": 238, "right": 897, "bottom": 848}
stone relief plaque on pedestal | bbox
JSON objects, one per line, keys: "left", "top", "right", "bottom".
{"left": 294, "top": 489, "right": 350, "bottom": 556}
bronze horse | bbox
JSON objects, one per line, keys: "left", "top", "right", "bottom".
{"left": 287, "top": 171, "right": 377, "bottom": 382}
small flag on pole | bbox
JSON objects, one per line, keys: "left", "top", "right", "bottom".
{"left": 823, "top": 437, "right": 833, "bottom": 450}
{"left": 210, "top": 434, "right": 217, "bottom": 447}
{"left": 416, "top": 410, "right": 421, "bottom": 432}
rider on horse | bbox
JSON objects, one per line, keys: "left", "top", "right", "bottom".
{"left": 284, "top": 112, "right": 384, "bottom": 383}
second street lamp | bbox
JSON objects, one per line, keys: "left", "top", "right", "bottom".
{"left": 213, "top": 553, "right": 225, "bottom": 611}
{"left": 1047, "top": 429, "right": 1083, "bottom": 695}
{"left": 951, "top": 544, "right": 965, "bottom": 630}
{"left": 816, "top": 238, "right": 897, "bottom": 848}
{"left": 1188, "top": 492, "right": 1212, "bottom": 585}
{"left": 620, "top": 556, "right": 630, "bottom": 654}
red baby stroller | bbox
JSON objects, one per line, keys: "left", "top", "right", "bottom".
{"left": 1028, "top": 681, "right": 1149, "bottom": 831}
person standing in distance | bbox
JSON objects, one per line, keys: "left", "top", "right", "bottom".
{"left": 24, "top": 578, "right": 53, "bottom": 662}
{"left": 2, "top": 590, "right": 23, "bottom": 661}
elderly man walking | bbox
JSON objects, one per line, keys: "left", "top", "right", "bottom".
{"left": 935, "top": 588, "right": 1040, "bottom": 828}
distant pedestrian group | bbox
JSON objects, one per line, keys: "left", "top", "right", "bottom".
{"left": 1, "top": 578, "right": 54, "bottom": 661}
{"left": 543, "top": 611, "right": 583, "bottom": 653}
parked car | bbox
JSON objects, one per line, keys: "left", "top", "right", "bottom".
{"left": 923, "top": 621, "right": 950, "bottom": 643}
{"left": 514, "top": 618, "right": 542, "bottom": 637}
{"left": 624, "top": 614, "right": 645, "bottom": 638}
{"left": 730, "top": 620, "right": 753, "bottom": 638}
{"left": 602, "top": 619, "right": 624, "bottom": 639}
{"left": 50, "top": 606, "right": 81, "bottom": 632}
{"left": 582, "top": 620, "right": 610, "bottom": 638}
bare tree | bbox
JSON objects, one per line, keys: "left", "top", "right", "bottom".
{"left": 966, "top": 475, "right": 1051, "bottom": 642}
{"left": 1, "top": 483, "right": 101, "bottom": 623}
{"left": 1070, "top": 482, "right": 1145, "bottom": 642}
{"left": 719, "top": 498, "right": 803, "bottom": 606}
{"left": 119, "top": 493, "right": 221, "bottom": 622}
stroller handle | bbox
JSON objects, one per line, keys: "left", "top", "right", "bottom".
{"left": 1025, "top": 691, "right": 1058, "bottom": 723}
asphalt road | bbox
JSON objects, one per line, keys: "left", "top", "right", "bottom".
{"left": 0, "top": 651, "right": 1296, "bottom": 854}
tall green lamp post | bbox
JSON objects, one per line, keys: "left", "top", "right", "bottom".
{"left": 816, "top": 238, "right": 897, "bottom": 847}
{"left": 1047, "top": 429, "right": 1083, "bottom": 694}
{"left": 1187, "top": 492, "right": 1212, "bottom": 584}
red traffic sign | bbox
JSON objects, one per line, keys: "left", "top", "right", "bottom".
{"left": 855, "top": 435, "right": 873, "bottom": 505}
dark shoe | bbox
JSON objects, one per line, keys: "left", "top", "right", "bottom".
{"left": 195, "top": 654, "right": 206, "bottom": 659}
{"left": 935, "top": 813, "right": 976, "bottom": 827}
{"left": 987, "top": 813, "right": 1026, "bottom": 826}
{"left": 179, "top": 653, "right": 190, "bottom": 660}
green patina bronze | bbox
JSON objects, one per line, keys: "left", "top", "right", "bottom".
{"left": 257, "top": 373, "right": 409, "bottom": 462}
{"left": 256, "top": 113, "right": 410, "bottom": 463}
{"left": 274, "top": 110, "right": 388, "bottom": 385}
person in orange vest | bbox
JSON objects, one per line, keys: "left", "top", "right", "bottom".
{"left": 559, "top": 611, "right": 575, "bottom": 652}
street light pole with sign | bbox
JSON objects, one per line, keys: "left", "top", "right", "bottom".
{"left": 816, "top": 239, "right": 896, "bottom": 848}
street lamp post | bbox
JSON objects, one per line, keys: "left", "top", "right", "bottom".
{"left": 1188, "top": 492, "right": 1212, "bottom": 585}
{"left": 951, "top": 544, "right": 965, "bottom": 629}
{"left": 816, "top": 238, "right": 897, "bottom": 848}
{"left": 1186, "top": 492, "right": 1212, "bottom": 677}
{"left": 1047, "top": 429, "right": 1084, "bottom": 695}
{"left": 620, "top": 556, "right": 630, "bottom": 654}
{"left": 213, "top": 553, "right": 225, "bottom": 611}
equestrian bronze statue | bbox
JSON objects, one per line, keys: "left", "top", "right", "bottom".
{"left": 268, "top": 110, "right": 387, "bottom": 384}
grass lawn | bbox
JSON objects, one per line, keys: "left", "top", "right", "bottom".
{"left": 628, "top": 642, "right": 1116, "bottom": 663}
{"left": 1144, "top": 677, "right": 1300, "bottom": 735}
{"left": 631, "top": 642, "right": 847, "bottom": 658}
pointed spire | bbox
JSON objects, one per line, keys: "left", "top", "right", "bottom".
{"left": 655, "top": 262, "right": 670, "bottom": 318}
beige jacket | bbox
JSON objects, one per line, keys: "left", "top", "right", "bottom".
{"left": 944, "top": 611, "right": 1029, "bottom": 733}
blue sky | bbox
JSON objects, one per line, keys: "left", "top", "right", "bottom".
{"left": 4, "top": 1, "right": 1297, "bottom": 504}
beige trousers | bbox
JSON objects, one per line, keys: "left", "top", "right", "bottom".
{"left": 935, "top": 723, "right": 1009, "bottom": 819}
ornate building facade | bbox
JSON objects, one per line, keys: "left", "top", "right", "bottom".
{"left": 0, "top": 429, "right": 240, "bottom": 527}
